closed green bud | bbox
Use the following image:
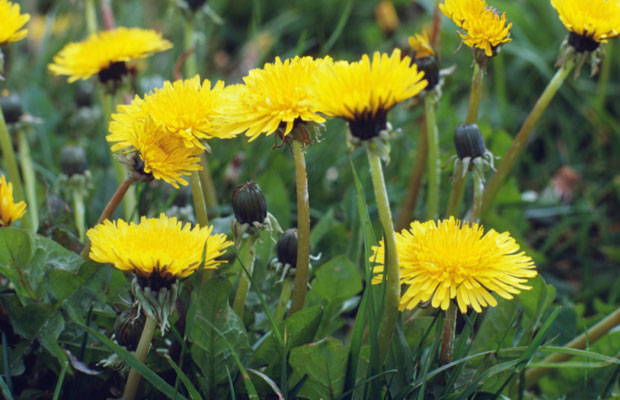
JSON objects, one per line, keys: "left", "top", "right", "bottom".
{"left": 277, "top": 229, "right": 298, "bottom": 267}
{"left": 59, "top": 145, "right": 88, "bottom": 176}
{"left": 114, "top": 308, "right": 145, "bottom": 351}
{"left": 0, "top": 93, "right": 23, "bottom": 124}
{"left": 454, "top": 123, "right": 486, "bottom": 160}
{"left": 232, "top": 182, "right": 267, "bottom": 225}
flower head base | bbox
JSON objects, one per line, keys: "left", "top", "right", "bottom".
{"left": 409, "top": 33, "right": 440, "bottom": 91}
{"left": 216, "top": 56, "right": 328, "bottom": 142}
{"left": 88, "top": 214, "right": 232, "bottom": 282}
{"left": 311, "top": 49, "right": 427, "bottom": 142}
{"left": 48, "top": 27, "right": 172, "bottom": 83}
{"left": 451, "top": 123, "right": 495, "bottom": 180}
{"left": 551, "top": 0, "right": 620, "bottom": 49}
{"left": 371, "top": 217, "right": 537, "bottom": 313}
{"left": 107, "top": 116, "right": 203, "bottom": 188}
{"left": 0, "top": 0, "right": 29, "bottom": 45}
{"left": 110, "top": 76, "right": 231, "bottom": 149}
{"left": 0, "top": 175, "right": 26, "bottom": 227}
{"left": 440, "top": 0, "right": 512, "bottom": 58}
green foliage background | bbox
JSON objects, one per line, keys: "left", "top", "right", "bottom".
{"left": 1, "top": 0, "right": 620, "bottom": 398}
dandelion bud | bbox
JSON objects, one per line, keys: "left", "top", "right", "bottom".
{"left": 183, "top": 0, "right": 206, "bottom": 11}
{"left": 232, "top": 182, "right": 267, "bottom": 225}
{"left": 414, "top": 56, "right": 439, "bottom": 91}
{"left": 0, "top": 93, "right": 23, "bottom": 124}
{"left": 277, "top": 229, "right": 298, "bottom": 267}
{"left": 59, "top": 145, "right": 88, "bottom": 176}
{"left": 454, "top": 123, "right": 486, "bottom": 160}
{"left": 114, "top": 307, "right": 145, "bottom": 351}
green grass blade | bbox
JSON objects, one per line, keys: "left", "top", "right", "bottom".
{"left": 248, "top": 368, "right": 284, "bottom": 400}
{"left": 227, "top": 367, "right": 237, "bottom": 400}
{"left": 164, "top": 355, "right": 202, "bottom": 400}
{"left": 76, "top": 322, "right": 188, "bottom": 400}
{"left": 52, "top": 362, "right": 68, "bottom": 400}
{"left": 321, "top": 0, "right": 353, "bottom": 54}
{"left": 0, "top": 375, "right": 14, "bottom": 400}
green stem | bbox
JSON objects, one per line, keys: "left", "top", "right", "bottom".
{"left": 73, "top": 189, "right": 86, "bottom": 242}
{"left": 100, "top": 91, "right": 137, "bottom": 221}
{"left": 198, "top": 154, "right": 219, "bottom": 214}
{"left": 594, "top": 41, "right": 612, "bottom": 112}
{"left": 274, "top": 278, "right": 293, "bottom": 324}
{"left": 444, "top": 63, "right": 485, "bottom": 219}
{"left": 445, "top": 166, "right": 466, "bottom": 218}
{"left": 396, "top": 114, "right": 428, "bottom": 231}
{"left": 189, "top": 171, "right": 209, "bottom": 226}
{"left": 289, "top": 140, "right": 311, "bottom": 316}
{"left": 465, "top": 63, "right": 484, "bottom": 124}
{"left": 80, "top": 179, "right": 132, "bottom": 259}
{"left": 470, "top": 171, "right": 484, "bottom": 223}
{"left": 424, "top": 94, "right": 440, "bottom": 220}
{"left": 184, "top": 20, "right": 197, "bottom": 78}
{"left": 367, "top": 150, "right": 400, "bottom": 363}
{"left": 0, "top": 109, "right": 29, "bottom": 229}
{"left": 525, "top": 307, "right": 620, "bottom": 388}
{"left": 439, "top": 303, "right": 457, "bottom": 364}
{"left": 17, "top": 129, "right": 38, "bottom": 231}
{"left": 85, "top": 0, "right": 98, "bottom": 35}
{"left": 480, "top": 60, "right": 575, "bottom": 220}
{"left": 122, "top": 313, "right": 157, "bottom": 400}
{"left": 232, "top": 235, "right": 257, "bottom": 321}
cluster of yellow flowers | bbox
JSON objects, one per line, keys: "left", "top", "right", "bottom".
{"left": 2, "top": 0, "right": 618, "bottom": 312}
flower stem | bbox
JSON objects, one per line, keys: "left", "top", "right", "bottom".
{"left": 425, "top": 94, "right": 440, "bottom": 220}
{"left": 367, "top": 150, "right": 400, "bottom": 363}
{"left": 524, "top": 307, "right": 620, "bottom": 388}
{"left": 122, "top": 313, "right": 157, "bottom": 400}
{"left": 232, "top": 235, "right": 257, "bottom": 321}
{"left": 480, "top": 60, "right": 575, "bottom": 220}
{"left": 80, "top": 178, "right": 132, "bottom": 259}
{"left": 184, "top": 19, "right": 197, "bottom": 78}
{"left": 465, "top": 63, "right": 484, "bottom": 125}
{"left": 274, "top": 278, "right": 293, "bottom": 324}
{"left": 85, "top": 0, "right": 98, "bottom": 35}
{"left": 99, "top": 91, "right": 137, "bottom": 221}
{"left": 439, "top": 302, "right": 457, "bottom": 364}
{"left": 470, "top": 171, "right": 484, "bottom": 223}
{"left": 72, "top": 189, "right": 86, "bottom": 242}
{"left": 0, "top": 109, "right": 30, "bottom": 230}
{"left": 445, "top": 63, "right": 485, "bottom": 218}
{"left": 289, "top": 140, "right": 311, "bottom": 316}
{"left": 198, "top": 155, "right": 219, "bottom": 214}
{"left": 189, "top": 171, "right": 209, "bottom": 226}
{"left": 396, "top": 114, "right": 428, "bottom": 231}
{"left": 17, "top": 129, "right": 38, "bottom": 231}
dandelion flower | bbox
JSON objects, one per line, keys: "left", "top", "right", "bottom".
{"left": 311, "top": 49, "right": 427, "bottom": 140}
{"left": 48, "top": 27, "right": 172, "bottom": 83}
{"left": 87, "top": 213, "right": 232, "bottom": 282}
{"left": 409, "top": 32, "right": 436, "bottom": 59}
{"left": 110, "top": 76, "right": 231, "bottom": 149}
{"left": 371, "top": 217, "right": 537, "bottom": 313}
{"left": 440, "top": 0, "right": 512, "bottom": 57}
{"left": 216, "top": 56, "right": 328, "bottom": 142}
{"left": 0, "top": 175, "right": 26, "bottom": 227}
{"left": 0, "top": 0, "right": 29, "bottom": 45}
{"left": 107, "top": 116, "right": 203, "bottom": 188}
{"left": 551, "top": 0, "right": 620, "bottom": 52}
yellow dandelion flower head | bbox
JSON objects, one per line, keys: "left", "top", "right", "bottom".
{"left": 109, "top": 76, "right": 231, "bottom": 149}
{"left": 371, "top": 217, "right": 537, "bottom": 313}
{"left": 0, "top": 175, "right": 26, "bottom": 227}
{"left": 48, "top": 27, "right": 172, "bottom": 83}
{"left": 216, "top": 56, "right": 328, "bottom": 142}
{"left": 311, "top": 49, "right": 427, "bottom": 140}
{"left": 0, "top": 0, "right": 29, "bottom": 45}
{"left": 107, "top": 116, "right": 202, "bottom": 188}
{"left": 87, "top": 214, "right": 233, "bottom": 280}
{"left": 551, "top": 0, "right": 620, "bottom": 48}
{"left": 409, "top": 32, "right": 436, "bottom": 59}
{"left": 440, "top": 0, "right": 512, "bottom": 57}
